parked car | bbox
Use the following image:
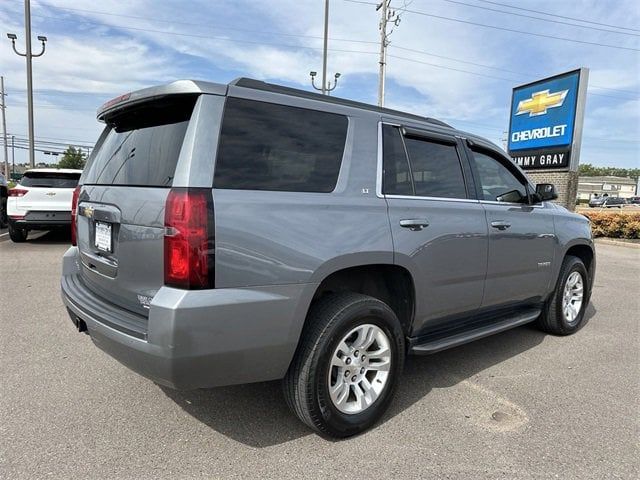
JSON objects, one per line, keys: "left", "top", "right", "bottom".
{"left": 61, "top": 78, "right": 595, "bottom": 437}
{"left": 7, "top": 168, "right": 82, "bottom": 242}
{"left": 588, "top": 196, "right": 626, "bottom": 208}
{"left": 627, "top": 196, "right": 640, "bottom": 205}
{"left": 0, "top": 172, "right": 7, "bottom": 228}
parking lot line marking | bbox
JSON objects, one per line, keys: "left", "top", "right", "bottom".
{"left": 0, "top": 233, "right": 8, "bottom": 237}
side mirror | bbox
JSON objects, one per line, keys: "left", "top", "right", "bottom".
{"left": 535, "top": 183, "right": 558, "bottom": 202}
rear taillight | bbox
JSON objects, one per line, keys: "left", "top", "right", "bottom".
{"left": 164, "top": 188, "right": 214, "bottom": 289}
{"left": 8, "top": 188, "right": 28, "bottom": 197}
{"left": 71, "top": 185, "right": 80, "bottom": 246}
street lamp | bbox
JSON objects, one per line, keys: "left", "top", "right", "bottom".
{"left": 6, "top": 0, "right": 48, "bottom": 168}
{"left": 310, "top": 71, "right": 341, "bottom": 95}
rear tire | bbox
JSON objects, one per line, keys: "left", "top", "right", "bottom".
{"left": 536, "top": 255, "right": 589, "bottom": 335}
{"left": 8, "top": 222, "right": 27, "bottom": 242}
{"left": 284, "top": 292, "right": 405, "bottom": 438}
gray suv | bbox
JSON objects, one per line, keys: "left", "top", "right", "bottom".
{"left": 61, "top": 78, "right": 595, "bottom": 437}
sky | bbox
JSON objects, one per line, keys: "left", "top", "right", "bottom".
{"left": 0, "top": 0, "right": 639, "bottom": 168}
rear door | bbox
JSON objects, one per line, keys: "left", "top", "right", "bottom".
{"left": 382, "top": 123, "right": 488, "bottom": 335}
{"left": 76, "top": 94, "right": 207, "bottom": 316}
{"left": 466, "top": 145, "right": 556, "bottom": 307}
{"left": 19, "top": 171, "right": 80, "bottom": 211}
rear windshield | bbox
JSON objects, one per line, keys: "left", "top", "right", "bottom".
{"left": 21, "top": 171, "right": 81, "bottom": 188}
{"left": 82, "top": 95, "right": 197, "bottom": 187}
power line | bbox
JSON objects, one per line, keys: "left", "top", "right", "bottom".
{"left": 472, "top": 0, "right": 640, "bottom": 33}
{"left": 387, "top": 54, "right": 637, "bottom": 101}
{"left": 31, "top": 1, "right": 381, "bottom": 46}
{"left": 28, "top": 11, "right": 380, "bottom": 56}
{"left": 434, "top": 0, "right": 639, "bottom": 37}
{"left": 344, "top": 0, "right": 640, "bottom": 51}
{"left": 390, "top": 46, "right": 638, "bottom": 99}
{"left": 7, "top": 132, "right": 95, "bottom": 144}
{"left": 398, "top": 6, "right": 640, "bottom": 52}
{"left": 22, "top": 2, "right": 640, "bottom": 98}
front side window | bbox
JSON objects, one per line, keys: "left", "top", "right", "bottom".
{"left": 214, "top": 98, "right": 348, "bottom": 192}
{"left": 472, "top": 150, "right": 528, "bottom": 203}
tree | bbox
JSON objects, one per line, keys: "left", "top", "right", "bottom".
{"left": 57, "top": 146, "right": 86, "bottom": 170}
{"left": 578, "top": 163, "right": 640, "bottom": 180}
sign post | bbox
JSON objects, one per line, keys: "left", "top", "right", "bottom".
{"left": 507, "top": 68, "right": 589, "bottom": 210}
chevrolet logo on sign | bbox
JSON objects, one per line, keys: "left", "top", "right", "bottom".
{"left": 515, "top": 89, "right": 568, "bottom": 117}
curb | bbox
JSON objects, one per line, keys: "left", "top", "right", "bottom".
{"left": 595, "top": 238, "right": 640, "bottom": 249}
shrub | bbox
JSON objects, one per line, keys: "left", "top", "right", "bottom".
{"left": 581, "top": 211, "right": 640, "bottom": 239}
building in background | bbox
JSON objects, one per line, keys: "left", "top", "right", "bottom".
{"left": 577, "top": 176, "right": 637, "bottom": 201}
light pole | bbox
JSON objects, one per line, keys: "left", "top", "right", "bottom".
{"left": 310, "top": 71, "right": 341, "bottom": 95}
{"left": 7, "top": 0, "right": 47, "bottom": 168}
{"left": 309, "top": 0, "right": 341, "bottom": 96}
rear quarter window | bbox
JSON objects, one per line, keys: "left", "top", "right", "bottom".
{"left": 214, "top": 98, "right": 348, "bottom": 193}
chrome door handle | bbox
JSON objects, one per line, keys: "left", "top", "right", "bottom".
{"left": 491, "top": 221, "right": 511, "bottom": 230}
{"left": 400, "top": 219, "right": 430, "bottom": 231}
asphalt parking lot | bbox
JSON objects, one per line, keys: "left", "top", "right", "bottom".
{"left": 1, "top": 232, "right": 638, "bottom": 479}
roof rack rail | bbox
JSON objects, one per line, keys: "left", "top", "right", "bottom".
{"left": 229, "top": 78, "right": 452, "bottom": 129}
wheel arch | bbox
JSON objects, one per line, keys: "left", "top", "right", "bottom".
{"left": 302, "top": 259, "right": 416, "bottom": 338}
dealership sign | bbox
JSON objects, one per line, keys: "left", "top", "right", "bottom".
{"left": 508, "top": 69, "right": 588, "bottom": 171}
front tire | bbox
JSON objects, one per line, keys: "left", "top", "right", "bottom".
{"left": 537, "top": 255, "right": 589, "bottom": 335}
{"left": 8, "top": 222, "right": 27, "bottom": 242}
{"left": 284, "top": 292, "right": 405, "bottom": 438}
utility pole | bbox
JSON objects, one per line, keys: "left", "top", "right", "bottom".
{"left": 377, "top": 1, "right": 403, "bottom": 107}
{"left": 7, "top": 0, "right": 48, "bottom": 169}
{"left": 321, "top": 0, "right": 329, "bottom": 95}
{"left": 0, "top": 77, "right": 8, "bottom": 178}
{"left": 310, "top": 0, "right": 341, "bottom": 95}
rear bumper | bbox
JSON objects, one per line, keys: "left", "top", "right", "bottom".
{"left": 60, "top": 247, "right": 315, "bottom": 389}
{"left": 9, "top": 210, "right": 71, "bottom": 229}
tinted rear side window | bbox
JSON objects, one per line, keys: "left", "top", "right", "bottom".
{"left": 404, "top": 137, "right": 467, "bottom": 199}
{"left": 214, "top": 98, "right": 348, "bottom": 192}
{"left": 21, "top": 172, "right": 81, "bottom": 188}
{"left": 382, "top": 125, "right": 413, "bottom": 196}
{"left": 82, "top": 95, "right": 196, "bottom": 187}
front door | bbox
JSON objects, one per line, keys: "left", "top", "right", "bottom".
{"left": 467, "top": 147, "right": 556, "bottom": 307}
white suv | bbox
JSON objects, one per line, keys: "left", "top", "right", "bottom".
{"left": 7, "top": 168, "right": 82, "bottom": 242}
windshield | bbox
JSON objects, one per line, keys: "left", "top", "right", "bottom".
{"left": 21, "top": 172, "right": 81, "bottom": 188}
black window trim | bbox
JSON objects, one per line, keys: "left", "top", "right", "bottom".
{"left": 378, "top": 122, "right": 476, "bottom": 203}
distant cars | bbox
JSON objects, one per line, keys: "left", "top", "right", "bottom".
{"left": 588, "top": 196, "right": 626, "bottom": 208}
{"left": 0, "top": 172, "right": 7, "bottom": 228}
{"left": 7, "top": 168, "right": 82, "bottom": 242}
{"left": 627, "top": 196, "right": 640, "bottom": 205}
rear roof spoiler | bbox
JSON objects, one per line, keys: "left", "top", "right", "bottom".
{"left": 97, "top": 80, "right": 227, "bottom": 121}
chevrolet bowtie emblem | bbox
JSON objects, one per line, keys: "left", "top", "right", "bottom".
{"left": 516, "top": 89, "right": 568, "bottom": 117}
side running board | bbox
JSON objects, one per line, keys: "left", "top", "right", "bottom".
{"left": 409, "top": 308, "right": 541, "bottom": 355}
